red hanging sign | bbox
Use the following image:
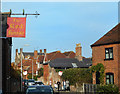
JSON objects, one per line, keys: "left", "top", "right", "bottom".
{"left": 7, "top": 17, "right": 26, "bottom": 37}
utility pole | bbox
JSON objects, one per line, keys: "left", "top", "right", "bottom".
{"left": 20, "top": 50, "right": 23, "bottom": 92}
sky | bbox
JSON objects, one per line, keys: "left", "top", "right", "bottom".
{"left": 1, "top": 1, "right": 118, "bottom": 62}
{"left": 2, "top": 0, "right": 120, "bottom": 2}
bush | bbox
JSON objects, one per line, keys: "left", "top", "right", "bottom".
{"left": 11, "top": 67, "right": 21, "bottom": 80}
{"left": 37, "top": 68, "right": 43, "bottom": 77}
{"left": 55, "top": 69, "right": 64, "bottom": 72}
{"left": 27, "top": 73, "right": 37, "bottom": 81}
{"left": 96, "top": 84, "right": 119, "bottom": 94}
{"left": 61, "top": 68, "right": 92, "bottom": 86}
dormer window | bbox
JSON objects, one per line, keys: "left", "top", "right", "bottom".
{"left": 72, "top": 63, "right": 78, "bottom": 68}
{"left": 105, "top": 47, "right": 113, "bottom": 60}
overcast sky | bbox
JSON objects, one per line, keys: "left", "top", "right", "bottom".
{"left": 2, "top": 1, "right": 118, "bottom": 62}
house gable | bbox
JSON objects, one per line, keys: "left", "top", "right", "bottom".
{"left": 91, "top": 23, "right": 120, "bottom": 47}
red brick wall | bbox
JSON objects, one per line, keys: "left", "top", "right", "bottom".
{"left": 34, "top": 50, "right": 38, "bottom": 59}
{"left": 118, "top": 44, "right": 120, "bottom": 88}
{"left": 92, "top": 44, "right": 119, "bottom": 86}
{"left": 43, "top": 64, "right": 49, "bottom": 83}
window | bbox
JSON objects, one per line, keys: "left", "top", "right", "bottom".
{"left": 106, "top": 73, "right": 114, "bottom": 84}
{"left": 105, "top": 47, "right": 113, "bottom": 60}
{"left": 36, "top": 71, "right": 38, "bottom": 75}
{"left": 72, "top": 63, "right": 78, "bottom": 68}
{"left": 37, "top": 63, "right": 40, "bottom": 69}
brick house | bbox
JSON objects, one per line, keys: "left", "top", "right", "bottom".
{"left": 15, "top": 43, "right": 92, "bottom": 85}
{"left": 91, "top": 23, "right": 120, "bottom": 87}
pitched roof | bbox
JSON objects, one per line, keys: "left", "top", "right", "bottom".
{"left": 18, "top": 59, "right": 37, "bottom": 74}
{"left": 38, "top": 55, "right": 44, "bottom": 63}
{"left": 63, "top": 51, "right": 75, "bottom": 58}
{"left": 47, "top": 51, "right": 66, "bottom": 61}
{"left": 91, "top": 23, "right": 120, "bottom": 47}
{"left": 63, "top": 51, "right": 72, "bottom": 56}
{"left": 49, "top": 58, "right": 92, "bottom": 68}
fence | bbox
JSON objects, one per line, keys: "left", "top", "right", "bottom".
{"left": 83, "top": 83, "right": 98, "bottom": 93}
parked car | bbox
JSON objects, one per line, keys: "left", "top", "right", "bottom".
{"left": 0, "top": 90, "right": 2, "bottom": 94}
{"left": 27, "top": 79, "right": 35, "bottom": 86}
{"left": 34, "top": 81, "right": 44, "bottom": 85}
{"left": 26, "top": 85, "right": 54, "bottom": 94}
{"left": 23, "top": 79, "right": 28, "bottom": 86}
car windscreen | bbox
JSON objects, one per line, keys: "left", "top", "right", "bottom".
{"left": 26, "top": 87, "right": 53, "bottom": 94}
{"left": 28, "top": 80, "right": 35, "bottom": 82}
{"left": 35, "top": 82, "right": 43, "bottom": 85}
{"left": 36, "top": 86, "right": 53, "bottom": 93}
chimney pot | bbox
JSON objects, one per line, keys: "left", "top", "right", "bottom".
{"left": 40, "top": 49, "right": 42, "bottom": 53}
{"left": 76, "top": 43, "right": 81, "bottom": 47}
{"left": 34, "top": 50, "right": 38, "bottom": 59}
{"left": 20, "top": 48, "right": 23, "bottom": 54}
{"left": 44, "top": 49, "right": 46, "bottom": 53}
{"left": 16, "top": 49, "right": 18, "bottom": 56}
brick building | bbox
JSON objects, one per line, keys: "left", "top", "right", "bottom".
{"left": 15, "top": 43, "right": 92, "bottom": 85}
{"left": 91, "top": 23, "right": 120, "bottom": 87}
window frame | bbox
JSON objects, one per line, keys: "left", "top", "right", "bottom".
{"left": 106, "top": 73, "right": 114, "bottom": 84}
{"left": 104, "top": 47, "right": 113, "bottom": 60}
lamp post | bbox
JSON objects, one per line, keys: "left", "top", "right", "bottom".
{"left": 20, "top": 51, "right": 23, "bottom": 92}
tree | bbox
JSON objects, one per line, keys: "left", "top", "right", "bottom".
{"left": 27, "top": 73, "right": 38, "bottom": 81}
{"left": 37, "top": 68, "right": 43, "bottom": 77}
{"left": 10, "top": 66, "right": 21, "bottom": 80}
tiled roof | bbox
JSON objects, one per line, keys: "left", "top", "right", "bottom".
{"left": 63, "top": 51, "right": 75, "bottom": 58}
{"left": 63, "top": 51, "right": 72, "bottom": 56}
{"left": 38, "top": 55, "right": 44, "bottom": 63}
{"left": 17, "top": 59, "right": 38, "bottom": 73}
{"left": 47, "top": 51, "right": 66, "bottom": 61}
{"left": 49, "top": 58, "right": 92, "bottom": 68}
{"left": 91, "top": 23, "right": 120, "bottom": 47}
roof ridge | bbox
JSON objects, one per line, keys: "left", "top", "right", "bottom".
{"left": 68, "top": 51, "right": 74, "bottom": 56}
{"left": 49, "top": 51, "right": 59, "bottom": 61}
{"left": 91, "top": 23, "right": 120, "bottom": 47}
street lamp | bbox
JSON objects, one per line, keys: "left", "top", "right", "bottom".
{"left": 20, "top": 50, "right": 23, "bottom": 92}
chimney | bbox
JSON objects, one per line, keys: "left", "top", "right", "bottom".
{"left": 44, "top": 49, "right": 46, "bottom": 53}
{"left": 40, "top": 49, "right": 42, "bottom": 53}
{"left": 34, "top": 50, "right": 38, "bottom": 59}
{"left": 16, "top": 49, "right": 18, "bottom": 56}
{"left": 75, "top": 43, "right": 82, "bottom": 61}
{"left": 20, "top": 48, "right": 23, "bottom": 55}
{"left": 15, "top": 49, "right": 19, "bottom": 66}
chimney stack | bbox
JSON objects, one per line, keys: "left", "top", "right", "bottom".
{"left": 44, "top": 49, "right": 46, "bottom": 54}
{"left": 34, "top": 50, "right": 38, "bottom": 59}
{"left": 20, "top": 48, "right": 23, "bottom": 55}
{"left": 75, "top": 43, "right": 82, "bottom": 61}
{"left": 16, "top": 49, "right": 18, "bottom": 56}
{"left": 40, "top": 49, "right": 42, "bottom": 53}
